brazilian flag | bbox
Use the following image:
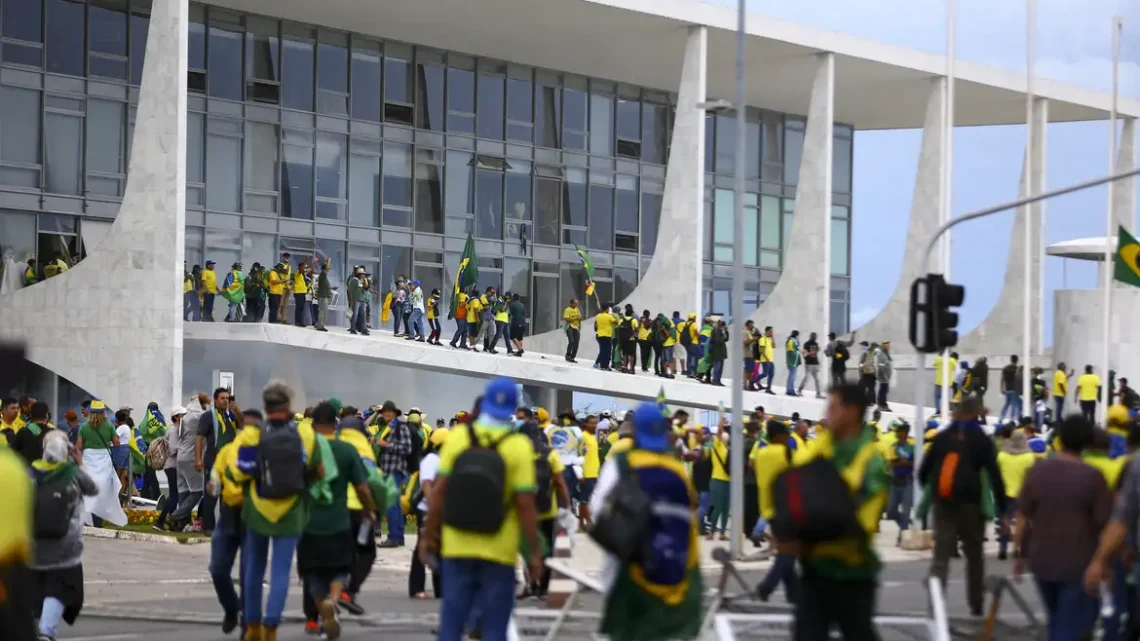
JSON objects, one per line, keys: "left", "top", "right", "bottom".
{"left": 449, "top": 234, "right": 479, "bottom": 319}
{"left": 1114, "top": 225, "right": 1140, "bottom": 288}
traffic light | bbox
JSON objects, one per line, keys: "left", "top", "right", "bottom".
{"left": 909, "top": 273, "right": 966, "bottom": 353}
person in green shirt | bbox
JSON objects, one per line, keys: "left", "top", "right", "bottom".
{"left": 347, "top": 267, "right": 370, "bottom": 336}
{"left": 507, "top": 293, "right": 528, "bottom": 357}
{"left": 298, "top": 402, "right": 375, "bottom": 640}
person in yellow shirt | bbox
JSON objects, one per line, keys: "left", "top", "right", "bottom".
{"left": 995, "top": 430, "right": 1036, "bottom": 559}
{"left": 579, "top": 414, "right": 601, "bottom": 527}
{"left": 593, "top": 305, "right": 616, "bottom": 371}
{"left": 753, "top": 326, "right": 776, "bottom": 393}
{"left": 1053, "top": 363, "right": 1071, "bottom": 420}
{"left": 932, "top": 352, "right": 958, "bottom": 410}
{"left": 1, "top": 398, "right": 24, "bottom": 440}
{"left": 514, "top": 417, "right": 571, "bottom": 599}
{"left": 465, "top": 290, "right": 484, "bottom": 350}
{"left": 707, "top": 421, "right": 732, "bottom": 541}
{"left": 750, "top": 420, "right": 798, "bottom": 601}
{"left": 448, "top": 290, "right": 470, "bottom": 349}
{"left": 1077, "top": 365, "right": 1101, "bottom": 422}
{"left": 419, "top": 379, "right": 541, "bottom": 641}
{"left": 562, "top": 298, "right": 583, "bottom": 363}
{"left": 291, "top": 259, "right": 311, "bottom": 327}
{"left": 884, "top": 422, "right": 916, "bottom": 543}
{"left": 200, "top": 259, "right": 218, "bottom": 321}
{"left": 267, "top": 263, "right": 287, "bottom": 324}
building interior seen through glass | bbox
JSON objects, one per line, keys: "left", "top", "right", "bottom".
{"left": 0, "top": 0, "right": 853, "bottom": 334}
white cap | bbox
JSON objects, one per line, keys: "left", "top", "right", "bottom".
{"left": 171, "top": 406, "right": 188, "bottom": 417}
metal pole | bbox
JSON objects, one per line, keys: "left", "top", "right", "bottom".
{"left": 1102, "top": 17, "right": 1122, "bottom": 420}
{"left": 913, "top": 163, "right": 1140, "bottom": 474}
{"left": 1021, "top": 0, "right": 1036, "bottom": 414}
{"left": 938, "top": 0, "right": 957, "bottom": 420}
{"left": 728, "top": 0, "right": 747, "bottom": 559}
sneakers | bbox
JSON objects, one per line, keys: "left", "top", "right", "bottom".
{"left": 338, "top": 590, "right": 365, "bottom": 616}
{"left": 317, "top": 597, "right": 341, "bottom": 640}
{"left": 304, "top": 620, "right": 320, "bottom": 635}
{"left": 222, "top": 611, "right": 239, "bottom": 634}
{"left": 377, "top": 539, "right": 404, "bottom": 548}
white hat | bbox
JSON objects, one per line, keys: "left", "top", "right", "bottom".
{"left": 171, "top": 405, "right": 188, "bottom": 417}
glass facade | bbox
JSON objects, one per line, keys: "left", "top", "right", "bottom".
{"left": 0, "top": 0, "right": 853, "bottom": 333}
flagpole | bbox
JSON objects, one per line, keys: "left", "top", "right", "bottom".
{"left": 1101, "top": 16, "right": 1122, "bottom": 421}
{"left": 727, "top": 0, "right": 747, "bottom": 559}
{"left": 939, "top": 0, "right": 957, "bottom": 421}
{"left": 1021, "top": 0, "right": 1036, "bottom": 412}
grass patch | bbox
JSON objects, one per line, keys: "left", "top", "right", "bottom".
{"left": 104, "top": 522, "right": 210, "bottom": 542}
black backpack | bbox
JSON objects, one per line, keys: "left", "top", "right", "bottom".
{"left": 35, "top": 478, "right": 74, "bottom": 539}
{"left": 618, "top": 317, "right": 635, "bottom": 343}
{"left": 405, "top": 423, "right": 425, "bottom": 473}
{"left": 534, "top": 446, "right": 554, "bottom": 515}
{"left": 256, "top": 421, "right": 307, "bottom": 499}
{"left": 833, "top": 342, "right": 849, "bottom": 364}
{"left": 443, "top": 424, "right": 509, "bottom": 533}
{"left": 933, "top": 427, "right": 981, "bottom": 503}
{"left": 679, "top": 321, "right": 693, "bottom": 346}
{"left": 770, "top": 445, "right": 875, "bottom": 543}
{"left": 588, "top": 454, "right": 651, "bottom": 562}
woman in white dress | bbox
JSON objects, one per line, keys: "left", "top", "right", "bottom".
{"left": 74, "top": 400, "right": 128, "bottom": 527}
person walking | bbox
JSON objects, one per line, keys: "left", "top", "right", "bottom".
{"left": 1000, "top": 355, "right": 1023, "bottom": 423}
{"left": 489, "top": 292, "right": 511, "bottom": 354}
{"left": 376, "top": 401, "right": 413, "bottom": 548}
{"left": 201, "top": 260, "right": 218, "bottom": 322}
{"left": 995, "top": 429, "right": 1036, "bottom": 560}
{"left": 875, "top": 341, "right": 894, "bottom": 411}
{"left": 885, "top": 421, "right": 915, "bottom": 545}
{"left": 707, "top": 319, "right": 728, "bottom": 386}
{"left": 347, "top": 268, "right": 370, "bottom": 336}
{"left": 191, "top": 388, "right": 238, "bottom": 535}
{"left": 313, "top": 259, "right": 332, "bottom": 332}
{"left": 508, "top": 294, "right": 527, "bottom": 356}
{"left": 707, "top": 419, "right": 732, "bottom": 540}
{"left": 184, "top": 264, "right": 201, "bottom": 322}
{"left": 205, "top": 405, "right": 251, "bottom": 637}
{"left": 857, "top": 342, "right": 877, "bottom": 404}
{"left": 1077, "top": 365, "right": 1101, "bottom": 422}
{"left": 427, "top": 289, "right": 443, "bottom": 345}
{"left": 825, "top": 332, "right": 852, "bottom": 388}
{"left": 167, "top": 396, "right": 207, "bottom": 532}
{"left": 637, "top": 310, "right": 653, "bottom": 372}
{"left": 153, "top": 406, "right": 187, "bottom": 532}
{"left": 409, "top": 427, "right": 448, "bottom": 599}
{"left": 751, "top": 420, "right": 799, "bottom": 603}
{"left": 407, "top": 280, "right": 427, "bottom": 341}
{"left": 449, "top": 287, "right": 470, "bottom": 349}
{"left": 1052, "top": 363, "right": 1070, "bottom": 419}
{"left": 754, "top": 326, "right": 775, "bottom": 393}
{"left": 593, "top": 304, "right": 616, "bottom": 371}
{"left": 798, "top": 332, "right": 823, "bottom": 398}
{"left": 785, "top": 330, "right": 802, "bottom": 396}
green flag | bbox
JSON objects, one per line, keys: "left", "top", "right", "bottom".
{"left": 657, "top": 385, "right": 669, "bottom": 418}
{"left": 448, "top": 234, "right": 479, "bottom": 319}
{"left": 1114, "top": 225, "right": 1140, "bottom": 288}
{"left": 574, "top": 244, "right": 596, "bottom": 296}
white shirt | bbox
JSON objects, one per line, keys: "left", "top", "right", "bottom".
{"left": 417, "top": 452, "right": 440, "bottom": 512}
{"left": 116, "top": 424, "right": 131, "bottom": 445}
{"left": 590, "top": 458, "right": 622, "bottom": 594}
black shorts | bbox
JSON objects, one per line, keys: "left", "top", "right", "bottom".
{"left": 510, "top": 323, "right": 526, "bottom": 338}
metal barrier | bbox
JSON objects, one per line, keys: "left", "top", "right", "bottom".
{"left": 978, "top": 575, "right": 1041, "bottom": 641}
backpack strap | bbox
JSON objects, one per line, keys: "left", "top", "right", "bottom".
{"left": 840, "top": 440, "right": 879, "bottom": 494}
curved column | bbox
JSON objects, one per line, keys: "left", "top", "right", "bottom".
{"left": 740, "top": 53, "right": 833, "bottom": 336}
{"left": 851, "top": 78, "right": 945, "bottom": 343}
{"left": 0, "top": 0, "right": 187, "bottom": 411}
{"left": 524, "top": 25, "right": 707, "bottom": 361}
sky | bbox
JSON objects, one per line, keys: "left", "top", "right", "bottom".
{"left": 574, "top": 0, "right": 1139, "bottom": 415}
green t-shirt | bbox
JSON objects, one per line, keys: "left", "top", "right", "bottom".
{"left": 79, "top": 420, "right": 117, "bottom": 450}
{"left": 508, "top": 300, "right": 526, "bottom": 325}
{"left": 305, "top": 439, "right": 367, "bottom": 536}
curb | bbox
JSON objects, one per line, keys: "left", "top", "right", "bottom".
{"left": 83, "top": 526, "right": 210, "bottom": 545}
{"left": 84, "top": 606, "right": 439, "bottom": 628}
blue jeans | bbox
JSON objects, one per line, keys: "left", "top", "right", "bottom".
{"left": 934, "top": 384, "right": 943, "bottom": 410}
{"left": 393, "top": 303, "right": 405, "bottom": 334}
{"left": 386, "top": 471, "right": 408, "bottom": 543}
{"left": 1001, "top": 391, "right": 1023, "bottom": 422}
{"left": 743, "top": 358, "right": 755, "bottom": 382}
{"left": 438, "top": 559, "right": 517, "bottom": 641}
{"left": 242, "top": 531, "right": 299, "bottom": 628}
{"left": 887, "top": 481, "right": 914, "bottom": 538}
{"left": 754, "top": 361, "right": 775, "bottom": 389}
{"left": 1103, "top": 556, "right": 1130, "bottom": 641}
{"left": 209, "top": 525, "right": 243, "bottom": 617}
{"left": 184, "top": 291, "right": 201, "bottom": 321}
{"left": 203, "top": 292, "right": 216, "bottom": 320}
{"left": 228, "top": 301, "right": 242, "bottom": 321}
{"left": 39, "top": 596, "right": 66, "bottom": 637}
{"left": 1055, "top": 397, "right": 1065, "bottom": 420}
{"left": 786, "top": 366, "right": 798, "bottom": 394}
{"left": 751, "top": 516, "right": 768, "bottom": 539}
{"left": 756, "top": 552, "right": 800, "bottom": 602}
{"left": 1035, "top": 578, "right": 1098, "bottom": 641}
{"left": 687, "top": 344, "right": 701, "bottom": 374}
{"left": 352, "top": 301, "right": 368, "bottom": 333}
{"left": 409, "top": 308, "right": 425, "bottom": 338}
{"left": 997, "top": 498, "right": 1018, "bottom": 556}
{"left": 697, "top": 490, "right": 711, "bottom": 534}
{"left": 595, "top": 336, "right": 613, "bottom": 369}
{"left": 451, "top": 319, "right": 469, "bottom": 346}
{"left": 711, "top": 359, "right": 724, "bottom": 383}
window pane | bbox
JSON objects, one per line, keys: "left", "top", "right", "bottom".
{"left": 474, "top": 169, "right": 502, "bottom": 239}
{"left": 384, "top": 56, "right": 411, "bottom": 104}
{"left": 760, "top": 195, "right": 780, "bottom": 250}
{"left": 831, "top": 218, "right": 848, "bottom": 275}
{"left": 3, "top": 0, "right": 43, "bottom": 42}
{"left": 641, "top": 102, "right": 666, "bottom": 164}
{"left": 46, "top": 0, "right": 85, "bottom": 77}
{"left": 704, "top": 114, "right": 714, "bottom": 172}
{"left": 713, "top": 189, "right": 733, "bottom": 261}
{"left": 535, "top": 85, "right": 560, "bottom": 148}
{"left": 348, "top": 152, "right": 379, "bottom": 227}
{"left": 416, "top": 62, "right": 444, "bottom": 131}
{"left": 282, "top": 39, "right": 313, "bottom": 111}
{"left": 382, "top": 142, "right": 411, "bottom": 207}
{"left": 531, "top": 274, "right": 558, "bottom": 334}
{"left": 315, "top": 132, "right": 346, "bottom": 202}
{"left": 762, "top": 112, "right": 783, "bottom": 164}
{"left": 415, "top": 157, "right": 443, "bottom": 234}
{"left": 477, "top": 73, "right": 504, "bottom": 140}
{"left": 744, "top": 206, "right": 758, "bottom": 266}
{"left": 208, "top": 23, "right": 242, "bottom": 100}
{"left": 559, "top": 262, "right": 586, "bottom": 311}
{"left": 282, "top": 130, "right": 313, "bottom": 219}
{"left": 381, "top": 244, "right": 410, "bottom": 292}
{"left": 589, "top": 94, "right": 612, "bottom": 156}
{"left": 507, "top": 78, "right": 532, "bottom": 123}
{"left": 784, "top": 120, "right": 805, "bottom": 185}
{"left": 535, "top": 177, "right": 559, "bottom": 246}
{"left": 563, "top": 180, "right": 586, "bottom": 228}
{"left": 505, "top": 170, "right": 530, "bottom": 221}
{"left": 588, "top": 185, "right": 612, "bottom": 251}
{"left": 351, "top": 47, "right": 380, "bottom": 121}
{"left": 447, "top": 68, "right": 474, "bottom": 134}
{"left": 715, "top": 114, "right": 736, "bottom": 175}
{"left": 129, "top": 6, "right": 147, "bottom": 84}
{"left": 0, "top": 87, "right": 41, "bottom": 165}
{"left": 44, "top": 113, "right": 82, "bottom": 195}
{"left": 833, "top": 133, "right": 852, "bottom": 193}
{"left": 187, "top": 112, "right": 204, "bottom": 184}
{"left": 241, "top": 231, "right": 275, "bottom": 268}
{"left": 615, "top": 179, "right": 638, "bottom": 234}
{"left": 746, "top": 119, "right": 761, "bottom": 178}
{"left": 188, "top": 13, "right": 205, "bottom": 69}
{"left": 245, "top": 18, "right": 279, "bottom": 82}
{"left": 87, "top": 99, "right": 125, "bottom": 175}
{"left": 317, "top": 40, "right": 347, "bottom": 93}
{"left": 563, "top": 89, "right": 586, "bottom": 150}
{"left": 205, "top": 228, "right": 240, "bottom": 271}
{"left": 206, "top": 126, "right": 241, "bottom": 212}
{"left": 640, "top": 189, "right": 661, "bottom": 255}
{"left": 616, "top": 99, "right": 638, "bottom": 141}
{"left": 614, "top": 266, "right": 636, "bottom": 305}
{"left": 444, "top": 151, "right": 473, "bottom": 215}
{"left": 89, "top": 0, "right": 127, "bottom": 57}
{"left": 503, "top": 257, "right": 529, "bottom": 305}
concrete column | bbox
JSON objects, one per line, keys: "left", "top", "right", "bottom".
{"left": 851, "top": 77, "right": 945, "bottom": 344}
{"left": 742, "top": 53, "right": 833, "bottom": 338}
{"left": 1115, "top": 117, "right": 1136, "bottom": 231}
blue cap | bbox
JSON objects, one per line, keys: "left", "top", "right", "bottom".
{"left": 479, "top": 377, "right": 518, "bottom": 422}
{"left": 633, "top": 403, "right": 670, "bottom": 452}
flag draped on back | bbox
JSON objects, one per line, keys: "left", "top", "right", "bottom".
{"left": 449, "top": 234, "right": 479, "bottom": 319}
{"left": 575, "top": 244, "right": 596, "bottom": 296}
{"left": 221, "top": 270, "right": 245, "bottom": 303}
{"left": 1114, "top": 225, "right": 1140, "bottom": 288}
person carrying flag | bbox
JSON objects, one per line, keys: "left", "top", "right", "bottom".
{"left": 221, "top": 262, "right": 246, "bottom": 322}
{"left": 138, "top": 402, "right": 168, "bottom": 500}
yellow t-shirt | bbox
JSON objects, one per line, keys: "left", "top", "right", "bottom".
{"left": 0, "top": 449, "right": 31, "bottom": 567}
{"left": 200, "top": 269, "right": 217, "bottom": 293}
{"left": 791, "top": 432, "right": 808, "bottom": 453}
{"left": 933, "top": 356, "right": 957, "bottom": 387}
{"left": 757, "top": 336, "right": 774, "bottom": 362}
{"left": 997, "top": 451, "right": 1037, "bottom": 499}
{"left": 439, "top": 425, "right": 536, "bottom": 567}
{"left": 494, "top": 304, "right": 508, "bottom": 323}
{"left": 610, "top": 437, "right": 635, "bottom": 456}
{"left": 711, "top": 438, "right": 731, "bottom": 482}
{"left": 1053, "top": 370, "right": 1068, "bottom": 397}
{"left": 595, "top": 313, "right": 616, "bottom": 339}
{"left": 467, "top": 296, "right": 484, "bottom": 319}
{"left": 268, "top": 270, "right": 285, "bottom": 296}
{"left": 582, "top": 431, "right": 600, "bottom": 479}
{"left": 1, "top": 417, "right": 24, "bottom": 433}
{"left": 751, "top": 442, "right": 791, "bottom": 520}
{"left": 877, "top": 430, "right": 897, "bottom": 457}
{"left": 1078, "top": 374, "right": 1101, "bottom": 401}
{"left": 563, "top": 306, "right": 582, "bottom": 330}
{"left": 541, "top": 450, "right": 566, "bottom": 520}
{"left": 1085, "top": 454, "right": 1126, "bottom": 490}
{"left": 637, "top": 322, "right": 652, "bottom": 341}
{"left": 662, "top": 319, "right": 677, "bottom": 348}
{"left": 293, "top": 270, "right": 309, "bottom": 295}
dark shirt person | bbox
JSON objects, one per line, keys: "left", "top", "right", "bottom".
{"left": 11, "top": 402, "right": 55, "bottom": 466}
